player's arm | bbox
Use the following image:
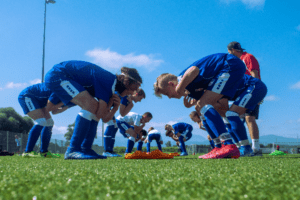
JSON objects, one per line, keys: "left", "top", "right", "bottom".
{"left": 175, "top": 66, "right": 199, "bottom": 96}
{"left": 98, "top": 94, "right": 120, "bottom": 122}
{"left": 51, "top": 105, "right": 69, "bottom": 115}
{"left": 183, "top": 96, "right": 197, "bottom": 108}
{"left": 250, "top": 70, "right": 260, "bottom": 79}
{"left": 45, "top": 101, "right": 64, "bottom": 113}
{"left": 119, "top": 96, "right": 134, "bottom": 116}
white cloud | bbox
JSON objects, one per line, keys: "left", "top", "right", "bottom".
{"left": 296, "top": 25, "right": 300, "bottom": 32}
{"left": 291, "top": 81, "right": 300, "bottom": 89}
{"left": 30, "top": 79, "right": 42, "bottom": 85}
{"left": 264, "top": 95, "right": 280, "bottom": 101}
{"left": 86, "top": 48, "right": 164, "bottom": 71}
{"left": 221, "top": 0, "right": 265, "bottom": 9}
{"left": 5, "top": 82, "right": 27, "bottom": 89}
{"left": 53, "top": 125, "right": 68, "bottom": 134}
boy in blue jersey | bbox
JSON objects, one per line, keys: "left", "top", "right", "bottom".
{"left": 45, "top": 61, "right": 142, "bottom": 160}
{"left": 165, "top": 123, "right": 193, "bottom": 156}
{"left": 215, "top": 74, "right": 267, "bottom": 157}
{"left": 18, "top": 83, "right": 67, "bottom": 158}
{"left": 103, "top": 88, "right": 145, "bottom": 157}
{"left": 115, "top": 112, "right": 152, "bottom": 154}
{"left": 144, "top": 127, "right": 163, "bottom": 153}
{"left": 154, "top": 53, "right": 246, "bottom": 159}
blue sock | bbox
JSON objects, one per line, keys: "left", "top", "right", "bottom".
{"left": 146, "top": 143, "right": 151, "bottom": 152}
{"left": 25, "top": 125, "right": 43, "bottom": 152}
{"left": 157, "top": 141, "right": 162, "bottom": 151}
{"left": 209, "top": 140, "right": 215, "bottom": 149}
{"left": 202, "top": 119, "right": 221, "bottom": 148}
{"left": 109, "top": 127, "right": 118, "bottom": 152}
{"left": 70, "top": 113, "right": 92, "bottom": 151}
{"left": 125, "top": 138, "right": 135, "bottom": 153}
{"left": 137, "top": 141, "right": 143, "bottom": 151}
{"left": 178, "top": 136, "right": 187, "bottom": 153}
{"left": 81, "top": 119, "right": 98, "bottom": 150}
{"left": 40, "top": 126, "right": 53, "bottom": 153}
{"left": 226, "top": 111, "right": 248, "bottom": 142}
{"left": 225, "top": 123, "right": 239, "bottom": 144}
{"left": 201, "top": 106, "right": 228, "bottom": 138}
{"left": 104, "top": 125, "right": 114, "bottom": 152}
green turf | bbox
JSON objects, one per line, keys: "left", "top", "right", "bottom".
{"left": 1, "top": 154, "right": 300, "bottom": 200}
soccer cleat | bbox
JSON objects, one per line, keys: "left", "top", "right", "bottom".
{"left": 252, "top": 149, "right": 263, "bottom": 156}
{"left": 199, "top": 148, "right": 219, "bottom": 159}
{"left": 39, "top": 152, "right": 53, "bottom": 158}
{"left": 239, "top": 145, "right": 254, "bottom": 157}
{"left": 203, "top": 144, "right": 240, "bottom": 159}
{"left": 64, "top": 148, "right": 100, "bottom": 160}
{"left": 180, "top": 152, "right": 188, "bottom": 156}
{"left": 22, "top": 151, "right": 39, "bottom": 158}
{"left": 111, "top": 152, "right": 122, "bottom": 157}
{"left": 102, "top": 152, "right": 114, "bottom": 157}
{"left": 82, "top": 149, "right": 107, "bottom": 159}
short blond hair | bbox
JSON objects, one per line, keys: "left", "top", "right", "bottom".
{"left": 154, "top": 73, "right": 177, "bottom": 98}
{"left": 189, "top": 111, "right": 199, "bottom": 119}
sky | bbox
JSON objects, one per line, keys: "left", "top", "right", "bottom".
{"left": 1, "top": 0, "right": 300, "bottom": 147}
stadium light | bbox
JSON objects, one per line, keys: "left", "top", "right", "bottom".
{"left": 41, "top": 0, "right": 56, "bottom": 83}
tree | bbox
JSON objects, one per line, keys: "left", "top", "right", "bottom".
{"left": 165, "top": 141, "right": 171, "bottom": 147}
{"left": 0, "top": 107, "right": 34, "bottom": 133}
{"left": 64, "top": 122, "right": 75, "bottom": 141}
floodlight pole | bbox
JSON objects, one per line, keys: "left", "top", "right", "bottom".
{"left": 42, "top": 0, "right": 55, "bottom": 83}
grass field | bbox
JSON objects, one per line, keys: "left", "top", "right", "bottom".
{"left": 1, "top": 154, "right": 300, "bottom": 200}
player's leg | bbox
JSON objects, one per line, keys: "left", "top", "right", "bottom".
{"left": 245, "top": 105, "right": 261, "bottom": 156}
{"left": 156, "top": 135, "right": 162, "bottom": 151}
{"left": 146, "top": 135, "right": 153, "bottom": 153}
{"left": 45, "top": 73, "right": 99, "bottom": 159}
{"left": 137, "top": 140, "right": 143, "bottom": 151}
{"left": 40, "top": 110, "right": 54, "bottom": 154}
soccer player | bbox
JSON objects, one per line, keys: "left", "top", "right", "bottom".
{"left": 216, "top": 74, "right": 267, "bottom": 156}
{"left": 154, "top": 53, "right": 246, "bottom": 159}
{"left": 228, "top": 42, "right": 263, "bottom": 156}
{"left": 165, "top": 122, "right": 193, "bottom": 156}
{"left": 103, "top": 88, "right": 145, "bottom": 157}
{"left": 18, "top": 83, "right": 66, "bottom": 158}
{"left": 144, "top": 127, "right": 163, "bottom": 153}
{"left": 115, "top": 112, "right": 152, "bottom": 154}
{"left": 45, "top": 61, "right": 142, "bottom": 159}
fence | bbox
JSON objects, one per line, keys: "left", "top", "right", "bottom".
{"left": 186, "top": 144, "right": 210, "bottom": 155}
{"left": 0, "top": 131, "right": 103, "bottom": 155}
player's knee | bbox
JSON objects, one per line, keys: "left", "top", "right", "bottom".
{"left": 225, "top": 110, "right": 239, "bottom": 118}
{"left": 35, "top": 118, "right": 48, "bottom": 126}
{"left": 200, "top": 104, "right": 214, "bottom": 116}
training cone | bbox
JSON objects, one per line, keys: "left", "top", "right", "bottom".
{"left": 269, "top": 150, "right": 287, "bottom": 156}
{"left": 125, "top": 150, "right": 174, "bottom": 159}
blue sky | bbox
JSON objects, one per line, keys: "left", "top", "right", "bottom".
{"left": 1, "top": 0, "right": 300, "bottom": 147}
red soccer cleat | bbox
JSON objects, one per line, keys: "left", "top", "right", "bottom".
{"left": 199, "top": 147, "right": 220, "bottom": 159}
{"left": 203, "top": 144, "right": 240, "bottom": 159}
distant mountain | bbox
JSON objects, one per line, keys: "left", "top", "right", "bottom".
{"left": 259, "top": 134, "right": 299, "bottom": 144}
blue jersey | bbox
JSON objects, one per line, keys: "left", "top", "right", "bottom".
{"left": 121, "top": 95, "right": 129, "bottom": 106}
{"left": 178, "top": 53, "right": 244, "bottom": 98}
{"left": 230, "top": 75, "right": 261, "bottom": 100}
{"left": 172, "top": 123, "right": 192, "bottom": 135}
{"left": 47, "top": 60, "right": 116, "bottom": 104}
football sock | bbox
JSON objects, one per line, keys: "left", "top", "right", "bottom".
{"left": 125, "top": 137, "right": 135, "bottom": 153}
{"left": 226, "top": 111, "right": 249, "bottom": 142}
{"left": 137, "top": 141, "right": 143, "bottom": 151}
{"left": 70, "top": 110, "right": 93, "bottom": 150}
{"left": 252, "top": 139, "right": 260, "bottom": 150}
{"left": 157, "top": 141, "right": 162, "bottom": 151}
{"left": 146, "top": 142, "right": 151, "bottom": 152}
{"left": 209, "top": 140, "right": 215, "bottom": 149}
{"left": 104, "top": 125, "right": 114, "bottom": 152}
{"left": 25, "top": 124, "right": 43, "bottom": 152}
{"left": 178, "top": 136, "right": 187, "bottom": 153}
{"left": 109, "top": 127, "right": 118, "bottom": 152}
{"left": 223, "top": 117, "right": 239, "bottom": 144}
{"left": 81, "top": 118, "right": 99, "bottom": 150}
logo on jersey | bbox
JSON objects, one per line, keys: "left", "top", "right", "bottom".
{"left": 25, "top": 97, "right": 35, "bottom": 112}
{"left": 60, "top": 81, "right": 80, "bottom": 98}
{"left": 212, "top": 73, "right": 230, "bottom": 93}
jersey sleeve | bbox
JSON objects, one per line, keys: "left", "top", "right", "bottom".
{"left": 121, "top": 96, "right": 129, "bottom": 106}
{"left": 48, "top": 93, "right": 62, "bottom": 105}
{"left": 134, "top": 115, "right": 142, "bottom": 126}
{"left": 172, "top": 124, "right": 179, "bottom": 135}
{"left": 244, "top": 55, "right": 260, "bottom": 72}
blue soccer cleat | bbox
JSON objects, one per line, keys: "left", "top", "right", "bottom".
{"left": 180, "top": 152, "right": 188, "bottom": 156}
{"left": 239, "top": 145, "right": 254, "bottom": 157}
{"left": 64, "top": 148, "right": 101, "bottom": 160}
{"left": 111, "top": 152, "right": 122, "bottom": 157}
{"left": 102, "top": 152, "right": 114, "bottom": 157}
{"left": 82, "top": 148, "right": 107, "bottom": 159}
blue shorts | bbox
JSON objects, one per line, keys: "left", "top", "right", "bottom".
{"left": 207, "top": 58, "right": 246, "bottom": 99}
{"left": 180, "top": 130, "right": 192, "bottom": 141}
{"left": 44, "top": 64, "right": 86, "bottom": 105}
{"left": 233, "top": 81, "right": 267, "bottom": 111}
{"left": 18, "top": 94, "right": 48, "bottom": 114}
{"left": 116, "top": 120, "right": 133, "bottom": 138}
{"left": 147, "top": 134, "right": 162, "bottom": 143}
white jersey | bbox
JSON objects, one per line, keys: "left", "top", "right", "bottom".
{"left": 116, "top": 112, "right": 142, "bottom": 126}
{"left": 147, "top": 129, "right": 163, "bottom": 142}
